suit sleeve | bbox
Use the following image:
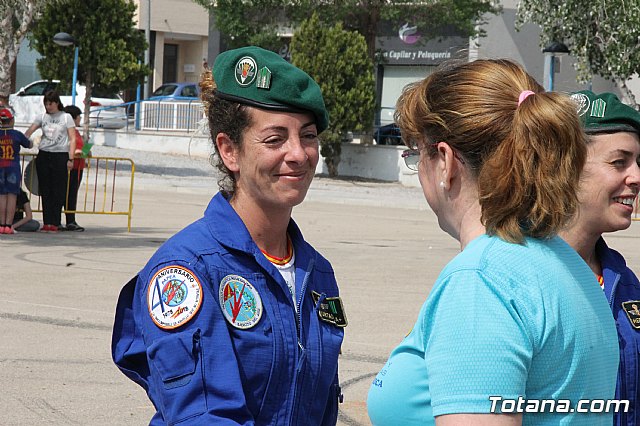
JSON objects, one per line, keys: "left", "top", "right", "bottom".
{"left": 112, "top": 260, "right": 256, "bottom": 425}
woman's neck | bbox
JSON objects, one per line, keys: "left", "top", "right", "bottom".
{"left": 230, "top": 195, "right": 291, "bottom": 258}
{"left": 559, "top": 224, "right": 602, "bottom": 275}
{"left": 458, "top": 204, "right": 485, "bottom": 250}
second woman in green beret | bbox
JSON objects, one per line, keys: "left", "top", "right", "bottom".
{"left": 562, "top": 90, "right": 640, "bottom": 426}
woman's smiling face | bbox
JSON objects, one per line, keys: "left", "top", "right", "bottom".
{"left": 577, "top": 131, "right": 640, "bottom": 234}
{"left": 227, "top": 108, "right": 319, "bottom": 212}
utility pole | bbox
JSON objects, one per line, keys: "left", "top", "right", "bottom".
{"left": 144, "top": 0, "right": 151, "bottom": 99}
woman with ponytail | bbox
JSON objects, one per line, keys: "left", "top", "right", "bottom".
{"left": 367, "top": 59, "right": 619, "bottom": 425}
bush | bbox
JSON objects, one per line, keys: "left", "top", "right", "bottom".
{"left": 291, "top": 13, "right": 376, "bottom": 177}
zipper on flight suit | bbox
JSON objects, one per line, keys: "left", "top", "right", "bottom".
{"left": 289, "top": 257, "right": 315, "bottom": 425}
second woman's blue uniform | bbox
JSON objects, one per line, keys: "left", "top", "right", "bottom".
{"left": 112, "top": 192, "right": 345, "bottom": 425}
{"left": 599, "top": 238, "right": 640, "bottom": 426}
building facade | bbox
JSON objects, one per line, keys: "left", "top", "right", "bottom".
{"left": 133, "top": 0, "right": 209, "bottom": 97}
{"left": 13, "top": 0, "right": 210, "bottom": 99}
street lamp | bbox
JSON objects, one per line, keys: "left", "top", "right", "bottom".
{"left": 53, "top": 32, "right": 79, "bottom": 106}
{"left": 542, "top": 41, "right": 570, "bottom": 92}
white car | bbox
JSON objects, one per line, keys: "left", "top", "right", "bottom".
{"left": 9, "top": 80, "right": 128, "bottom": 129}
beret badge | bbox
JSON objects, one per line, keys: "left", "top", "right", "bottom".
{"left": 570, "top": 93, "right": 590, "bottom": 117}
{"left": 235, "top": 56, "right": 257, "bottom": 86}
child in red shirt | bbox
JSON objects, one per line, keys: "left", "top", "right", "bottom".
{"left": 62, "top": 105, "right": 87, "bottom": 231}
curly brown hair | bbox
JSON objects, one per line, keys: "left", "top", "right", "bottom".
{"left": 199, "top": 69, "right": 252, "bottom": 198}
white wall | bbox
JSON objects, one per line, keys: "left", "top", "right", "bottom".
{"left": 134, "top": 0, "right": 209, "bottom": 35}
{"left": 380, "top": 66, "right": 435, "bottom": 112}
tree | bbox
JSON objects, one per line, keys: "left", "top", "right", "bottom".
{"left": 193, "top": 0, "right": 287, "bottom": 51}
{"left": 29, "top": 0, "right": 149, "bottom": 137}
{"left": 193, "top": 0, "right": 500, "bottom": 65}
{"left": 516, "top": 0, "right": 640, "bottom": 105}
{"left": 0, "top": 0, "right": 48, "bottom": 103}
{"left": 291, "top": 13, "right": 376, "bottom": 177}
{"left": 289, "top": 0, "right": 499, "bottom": 67}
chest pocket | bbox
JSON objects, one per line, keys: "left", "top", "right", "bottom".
{"left": 215, "top": 271, "right": 278, "bottom": 419}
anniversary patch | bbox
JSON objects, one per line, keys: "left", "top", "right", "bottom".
{"left": 147, "top": 266, "right": 203, "bottom": 330}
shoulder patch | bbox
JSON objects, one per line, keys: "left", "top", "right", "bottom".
{"left": 219, "top": 275, "right": 263, "bottom": 329}
{"left": 147, "top": 266, "right": 203, "bottom": 330}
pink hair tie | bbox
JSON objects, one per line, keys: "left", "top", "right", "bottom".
{"left": 518, "top": 90, "right": 535, "bottom": 106}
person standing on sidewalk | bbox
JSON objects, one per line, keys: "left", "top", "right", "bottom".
{"left": 24, "top": 90, "right": 76, "bottom": 232}
{"left": 367, "top": 59, "right": 618, "bottom": 425}
{"left": 62, "top": 105, "right": 86, "bottom": 232}
{"left": 561, "top": 90, "right": 640, "bottom": 426}
{"left": 112, "top": 46, "right": 345, "bottom": 425}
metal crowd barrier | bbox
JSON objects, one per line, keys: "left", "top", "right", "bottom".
{"left": 19, "top": 153, "right": 136, "bottom": 231}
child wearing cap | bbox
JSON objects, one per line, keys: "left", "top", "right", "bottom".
{"left": 0, "top": 108, "right": 33, "bottom": 234}
{"left": 561, "top": 90, "right": 640, "bottom": 426}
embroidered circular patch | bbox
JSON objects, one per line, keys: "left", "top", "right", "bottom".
{"left": 219, "top": 275, "right": 263, "bottom": 329}
{"left": 147, "top": 266, "right": 203, "bottom": 330}
{"left": 235, "top": 56, "right": 257, "bottom": 86}
{"left": 570, "top": 93, "right": 590, "bottom": 117}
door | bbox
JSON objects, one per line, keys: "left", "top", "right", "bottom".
{"left": 163, "top": 44, "right": 178, "bottom": 84}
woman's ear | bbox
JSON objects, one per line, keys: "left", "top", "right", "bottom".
{"left": 216, "top": 133, "right": 240, "bottom": 173}
{"left": 435, "top": 142, "right": 459, "bottom": 191}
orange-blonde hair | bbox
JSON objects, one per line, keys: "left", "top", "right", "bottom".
{"left": 396, "top": 59, "right": 587, "bottom": 243}
{"left": 199, "top": 67, "right": 251, "bottom": 197}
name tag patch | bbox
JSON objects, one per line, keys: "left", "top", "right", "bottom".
{"left": 219, "top": 275, "right": 263, "bottom": 329}
{"left": 312, "top": 291, "right": 347, "bottom": 328}
{"left": 147, "top": 266, "right": 203, "bottom": 330}
{"left": 622, "top": 300, "right": 640, "bottom": 329}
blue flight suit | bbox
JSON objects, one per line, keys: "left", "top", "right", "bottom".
{"left": 112, "top": 192, "right": 344, "bottom": 425}
{"left": 600, "top": 238, "right": 640, "bottom": 426}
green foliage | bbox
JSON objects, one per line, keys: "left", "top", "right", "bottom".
{"left": 29, "top": 0, "right": 149, "bottom": 93}
{"left": 0, "top": 0, "right": 48, "bottom": 99}
{"left": 291, "top": 0, "right": 499, "bottom": 38}
{"left": 193, "top": 0, "right": 287, "bottom": 50}
{"left": 194, "top": 0, "right": 500, "bottom": 59}
{"left": 516, "top": 0, "right": 640, "bottom": 88}
{"left": 291, "top": 13, "right": 376, "bottom": 177}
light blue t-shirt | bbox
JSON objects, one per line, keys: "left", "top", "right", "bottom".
{"left": 368, "top": 235, "right": 619, "bottom": 425}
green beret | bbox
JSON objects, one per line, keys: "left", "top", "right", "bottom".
{"left": 212, "top": 46, "right": 329, "bottom": 133}
{"left": 570, "top": 90, "right": 640, "bottom": 134}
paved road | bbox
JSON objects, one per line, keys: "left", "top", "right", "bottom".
{"left": 2, "top": 146, "right": 639, "bottom": 425}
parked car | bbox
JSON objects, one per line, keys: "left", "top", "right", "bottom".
{"left": 374, "top": 106, "right": 404, "bottom": 145}
{"left": 148, "top": 82, "right": 200, "bottom": 100}
{"left": 9, "top": 80, "right": 127, "bottom": 129}
{"left": 375, "top": 123, "right": 404, "bottom": 145}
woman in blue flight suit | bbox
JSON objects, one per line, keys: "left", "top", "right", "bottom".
{"left": 112, "top": 46, "right": 346, "bottom": 425}
{"left": 562, "top": 90, "right": 640, "bottom": 426}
